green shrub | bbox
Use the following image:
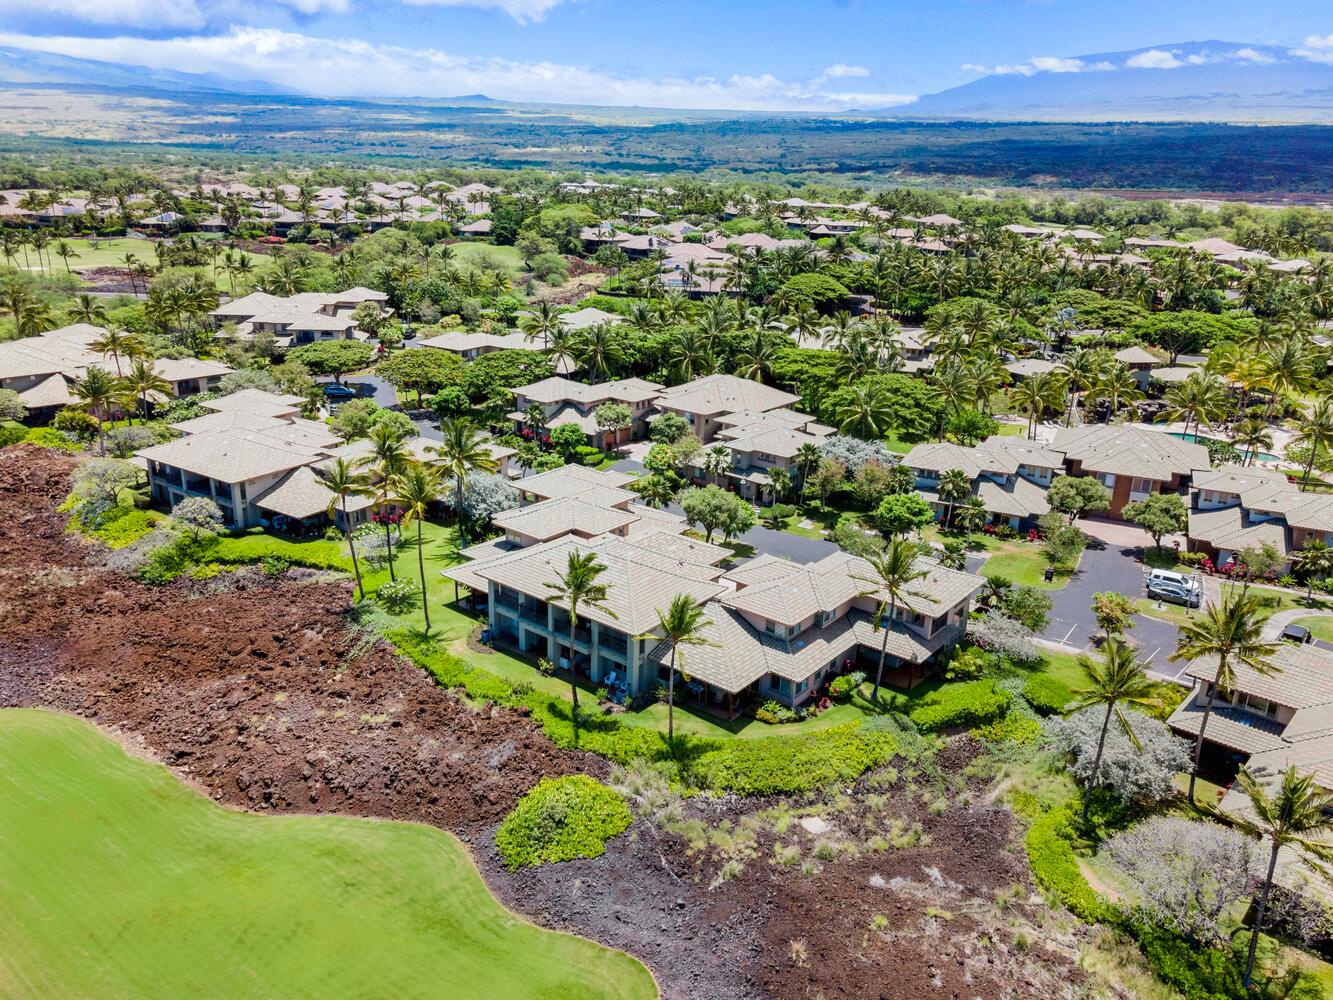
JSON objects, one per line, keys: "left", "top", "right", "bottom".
{"left": 494, "top": 775, "right": 632, "bottom": 870}
{"left": 1126, "top": 921, "right": 1245, "bottom": 1000}
{"left": 0, "top": 422, "right": 26, "bottom": 448}
{"left": 693, "top": 724, "right": 897, "bottom": 795}
{"left": 908, "top": 680, "right": 1010, "bottom": 732}
{"left": 90, "top": 507, "right": 161, "bottom": 548}
{"left": 376, "top": 578, "right": 418, "bottom": 614}
{"left": 1023, "top": 806, "right": 1114, "bottom": 923}
{"left": 828, "top": 671, "right": 866, "bottom": 699}
{"left": 209, "top": 533, "right": 350, "bottom": 571}
{"left": 1023, "top": 674, "right": 1073, "bottom": 715}
{"left": 973, "top": 713, "right": 1043, "bottom": 744}
{"left": 23, "top": 427, "right": 79, "bottom": 452}
{"left": 136, "top": 533, "right": 216, "bottom": 584}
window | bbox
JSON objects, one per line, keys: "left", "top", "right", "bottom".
{"left": 1131, "top": 477, "right": 1154, "bottom": 493}
{"left": 1239, "top": 693, "right": 1278, "bottom": 718}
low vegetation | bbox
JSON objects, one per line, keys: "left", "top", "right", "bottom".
{"left": 495, "top": 775, "right": 633, "bottom": 870}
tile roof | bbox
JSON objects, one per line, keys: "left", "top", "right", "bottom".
{"left": 153, "top": 357, "right": 235, "bottom": 382}
{"left": 493, "top": 497, "right": 640, "bottom": 542}
{"left": 516, "top": 465, "right": 638, "bottom": 503}
{"left": 655, "top": 374, "right": 798, "bottom": 416}
{"left": 254, "top": 466, "right": 372, "bottom": 520}
{"left": 137, "top": 431, "right": 319, "bottom": 484}
{"left": 1187, "top": 506, "right": 1290, "bottom": 555}
{"left": 200, "top": 388, "right": 305, "bottom": 416}
{"left": 1184, "top": 644, "right": 1333, "bottom": 711}
{"left": 1168, "top": 700, "right": 1287, "bottom": 754}
{"left": 1051, "top": 425, "right": 1208, "bottom": 480}
{"left": 514, "top": 376, "right": 662, "bottom": 406}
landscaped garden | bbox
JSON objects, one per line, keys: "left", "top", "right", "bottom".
{"left": 0, "top": 708, "right": 655, "bottom": 1000}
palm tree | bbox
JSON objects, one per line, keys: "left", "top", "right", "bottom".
{"left": 794, "top": 442, "right": 823, "bottom": 502}
{"left": 575, "top": 322, "right": 625, "bottom": 383}
{"left": 1215, "top": 766, "right": 1333, "bottom": 989}
{"left": 1291, "top": 399, "right": 1333, "bottom": 491}
{"left": 1169, "top": 593, "right": 1279, "bottom": 804}
{"left": 69, "top": 293, "right": 108, "bottom": 326}
{"left": 1087, "top": 363, "right": 1144, "bottom": 422}
{"left": 392, "top": 462, "right": 444, "bottom": 631}
{"left": 69, "top": 367, "right": 122, "bottom": 454}
{"left": 636, "top": 594, "right": 717, "bottom": 744}
{"left": 1292, "top": 539, "right": 1333, "bottom": 604}
{"left": 1008, "top": 370, "right": 1065, "bottom": 439}
{"left": 360, "top": 424, "right": 409, "bottom": 580}
{"left": 521, "top": 299, "right": 561, "bottom": 350}
{"left": 320, "top": 458, "right": 374, "bottom": 602}
{"left": 429, "top": 417, "right": 497, "bottom": 547}
{"left": 88, "top": 325, "right": 142, "bottom": 376}
{"left": 54, "top": 239, "right": 79, "bottom": 273}
{"left": 122, "top": 357, "right": 170, "bottom": 421}
{"left": 1164, "top": 371, "right": 1230, "bottom": 439}
{"left": 701, "top": 445, "right": 731, "bottom": 485}
{"left": 543, "top": 550, "right": 616, "bottom": 726}
{"left": 954, "top": 495, "right": 988, "bottom": 545}
{"left": 1068, "top": 639, "right": 1161, "bottom": 819}
{"left": 854, "top": 538, "right": 928, "bottom": 700}
{"left": 835, "top": 382, "right": 892, "bottom": 438}
{"left": 762, "top": 467, "right": 791, "bottom": 508}
{"left": 1231, "top": 416, "right": 1273, "bottom": 467}
{"left": 936, "top": 468, "right": 972, "bottom": 530}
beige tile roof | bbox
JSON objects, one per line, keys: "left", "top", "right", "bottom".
{"left": 656, "top": 374, "right": 798, "bottom": 417}
{"left": 0, "top": 327, "right": 102, "bottom": 381}
{"left": 1187, "top": 506, "right": 1289, "bottom": 555}
{"left": 200, "top": 388, "right": 305, "bottom": 416}
{"left": 1051, "top": 425, "right": 1208, "bottom": 481}
{"left": 621, "top": 504, "right": 689, "bottom": 538}
{"left": 976, "top": 475, "right": 1051, "bottom": 519}
{"left": 1168, "top": 700, "right": 1287, "bottom": 754}
{"left": 514, "top": 376, "right": 662, "bottom": 406}
{"left": 647, "top": 604, "right": 962, "bottom": 694}
{"left": 253, "top": 465, "right": 370, "bottom": 520}
{"left": 1192, "top": 465, "right": 1291, "bottom": 495}
{"left": 493, "top": 497, "right": 640, "bottom": 541}
{"left": 1006, "top": 358, "right": 1059, "bottom": 378}
{"left": 137, "top": 431, "right": 319, "bottom": 484}
{"left": 1114, "top": 346, "right": 1162, "bottom": 366}
{"left": 517, "top": 465, "right": 638, "bottom": 503}
{"left": 419, "top": 330, "right": 529, "bottom": 353}
{"left": 716, "top": 424, "right": 826, "bottom": 461}
{"left": 446, "top": 534, "right": 726, "bottom": 634}
{"left": 1184, "top": 644, "right": 1333, "bottom": 710}
{"left": 16, "top": 372, "right": 71, "bottom": 408}
{"left": 558, "top": 307, "right": 622, "bottom": 331}
{"left": 153, "top": 357, "right": 235, "bottom": 383}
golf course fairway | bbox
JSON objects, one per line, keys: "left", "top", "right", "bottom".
{"left": 0, "top": 709, "right": 656, "bottom": 1000}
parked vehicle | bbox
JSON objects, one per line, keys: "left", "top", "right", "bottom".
{"left": 1281, "top": 624, "right": 1313, "bottom": 645}
{"left": 322, "top": 382, "right": 357, "bottom": 400}
{"left": 1145, "top": 568, "right": 1202, "bottom": 608}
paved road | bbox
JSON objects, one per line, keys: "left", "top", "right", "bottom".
{"left": 320, "top": 373, "right": 399, "bottom": 408}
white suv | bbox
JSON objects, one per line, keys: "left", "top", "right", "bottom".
{"left": 1146, "top": 568, "right": 1202, "bottom": 608}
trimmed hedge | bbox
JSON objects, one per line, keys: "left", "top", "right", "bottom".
{"left": 494, "top": 775, "right": 632, "bottom": 870}
{"left": 209, "top": 532, "right": 350, "bottom": 571}
{"left": 908, "top": 679, "right": 1010, "bottom": 732}
{"left": 1023, "top": 674, "right": 1074, "bottom": 716}
{"left": 1023, "top": 806, "right": 1115, "bottom": 923}
{"left": 387, "top": 629, "right": 899, "bottom": 794}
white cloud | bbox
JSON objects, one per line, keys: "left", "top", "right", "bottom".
{"left": 399, "top": 0, "right": 573, "bottom": 23}
{"left": 1292, "top": 34, "right": 1333, "bottom": 64}
{"left": 0, "top": 0, "right": 349, "bottom": 27}
{"left": 1125, "top": 49, "right": 1184, "bottom": 69}
{"left": 1231, "top": 47, "right": 1275, "bottom": 64}
{"left": 962, "top": 55, "right": 1112, "bottom": 77}
{"left": 820, "top": 64, "right": 870, "bottom": 79}
{"left": 0, "top": 28, "right": 917, "bottom": 110}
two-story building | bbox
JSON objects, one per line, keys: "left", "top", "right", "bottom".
{"left": 689, "top": 408, "right": 834, "bottom": 501}
{"left": 902, "top": 437, "right": 1061, "bottom": 531}
{"left": 509, "top": 376, "right": 664, "bottom": 449}
{"left": 210, "top": 289, "right": 389, "bottom": 347}
{"left": 1050, "top": 425, "right": 1208, "bottom": 520}
{"left": 653, "top": 374, "right": 800, "bottom": 444}
{"left": 1187, "top": 466, "right": 1333, "bottom": 571}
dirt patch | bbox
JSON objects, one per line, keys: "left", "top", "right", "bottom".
{"left": 1, "top": 443, "right": 1085, "bottom": 999}
{"left": 73, "top": 266, "right": 139, "bottom": 293}
{"left": 0, "top": 445, "right": 595, "bottom": 835}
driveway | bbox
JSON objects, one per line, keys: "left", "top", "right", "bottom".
{"left": 318, "top": 373, "right": 399, "bottom": 408}
{"left": 1036, "top": 527, "right": 1186, "bottom": 679}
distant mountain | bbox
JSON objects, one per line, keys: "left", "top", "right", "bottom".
{"left": 0, "top": 46, "right": 299, "bottom": 96}
{"left": 897, "top": 42, "right": 1333, "bottom": 122}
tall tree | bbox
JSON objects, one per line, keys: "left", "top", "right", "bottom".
{"left": 636, "top": 594, "right": 717, "bottom": 745}
{"left": 69, "top": 367, "right": 122, "bottom": 454}
{"left": 1214, "top": 766, "right": 1333, "bottom": 989}
{"left": 391, "top": 462, "right": 444, "bottom": 632}
{"left": 360, "top": 424, "right": 408, "bottom": 581}
{"left": 1292, "top": 399, "right": 1333, "bottom": 492}
{"left": 854, "top": 538, "right": 928, "bottom": 700}
{"left": 1169, "top": 593, "right": 1279, "bottom": 804}
{"left": 1068, "top": 639, "right": 1161, "bottom": 819}
{"left": 429, "top": 417, "right": 498, "bottom": 547}
{"left": 543, "top": 550, "right": 616, "bottom": 729}
{"left": 320, "top": 458, "right": 374, "bottom": 602}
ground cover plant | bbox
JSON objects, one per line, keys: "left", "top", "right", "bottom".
{"left": 495, "top": 775, "right": 632, "bottom": 870}
{"left": 0, "top": 709, "right": 655, "bottom": 1000}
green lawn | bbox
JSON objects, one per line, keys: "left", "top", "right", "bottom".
{"left": 448, "top": 242, "right": 525, "bottom": 275}
{"left": 0, "top": 709, "right": 655, "bottom": 1000}
{"left": 921, "top": 525, "right": 1070, "bottom": 589}
{"left": 53, "top": 237, "right": 159, "bottom": 271}
{"left": 1291, "top": 615, "right": 1333, "bottom": 642}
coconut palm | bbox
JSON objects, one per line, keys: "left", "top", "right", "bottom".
{"left": 937, "top": 468, "right": 972, "bottom": 530}
{"left": 69, "top": 366, "right": 122, "bottom": 454}
{"left": 575, "top": 322, "right": 626, "bottom": 383}
{"left": 521, "top": 299, "right": 561, "bottom": 350}
{"left": 543, "top": 550, "right": 616, "bottom": 726}
{"left": 54, "top": 239, "right": 79, "bottom": 273}
{"left": 391, "top": 462, "right": 444, "bottom": 631}
{"left": 320, "top": 458, "right": 374, "bottom": 602}
{"left": 360, "top": 424, "right": 409, "bottom": 580}
{"left": 1068, "top": 639, "right": 1162, "bottom": 819}
{"left": 429, "top": 417, "right": 498, "bottom": 547}
{"left": 794, "top": 442, "right": 823, "bottom": 501}
{"left": 1008, "top": 370, "right": 1065, "bottom": 438}
{"left": 1087, "top": 363, "right": 1144, "bottom": 422}
{"left": 1214, "top": 766, "right": 1333, "bottom": 988}
{"left": 121, "top": 357, "right": 170, "bottom": 421}
{"left": 1169, "top": 592, "right": 1279, "bottom": 804}
{"left": 762, "top": 467, "right": 791, "bottom": 508}
{"left": 854, "top": 538, "right": 929, "bottom": 700}
{"left": 69, "top": 293, "right": 108, "bottom": 326}
{"left": 1291, "top": 399, "right": 1333, "bottom": 492}
{"left": 1292, "top": 539, "right": 1333, "bottom": 604}
{"left": 954, "top": 495, "right": 988, "bottom": 544}
{"left": 636, "top": 594, "right": 717, "bottom": 744}
{"left": 835, "top": 382, "right": 893, "bottom": 439}
{"left": 1231, "top": 416, "right": 1274, "bottom": 467}
{"left": 88, "top": 325, "right": 142, "bottom": 376}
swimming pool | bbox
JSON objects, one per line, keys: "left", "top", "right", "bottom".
{"left": 1165, "top": 431, "right": 1280, "bottom": 464}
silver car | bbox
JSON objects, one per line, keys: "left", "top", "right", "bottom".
{"left": 1146, "top": 569, "right": 1202, "bottom": 608}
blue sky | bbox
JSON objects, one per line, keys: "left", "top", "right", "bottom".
{"left": 0, "top": 0, "right": 1330, "bottom": 108}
